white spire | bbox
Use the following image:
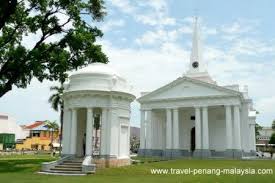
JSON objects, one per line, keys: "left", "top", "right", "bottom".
{"left": 187, "top": 16, "right": 206, "bottom": 74}
{"left": 185, "top": 17, "right": 215, "bottom": 84}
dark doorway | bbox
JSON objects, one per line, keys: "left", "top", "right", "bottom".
{"left": 191, "top": 127, "right": 195, "bottom": 152}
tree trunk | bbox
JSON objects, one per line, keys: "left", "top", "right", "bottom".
{"left": 51, "top": 129, "right": 54, "bottom": 152}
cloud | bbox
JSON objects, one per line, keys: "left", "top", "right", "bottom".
{"left": 109, "top": 0, "right": 175, "bottom": 27}
{"left": 99, "top": 40, "right": 189, "bottom": 95}
{"left": 135, "top": 29, "right": 180, "bottom": 45}
{"left": 101, "top": 19, "right": 125, "bottom": 32}
{"left": 135, "top": 14, "right": 176, "bottom": 26}
{"left": 220, "top": 19, "right": 260, "bottom": 41}
{"left": 134, "top": 16, "right": 219, "bottom": 47}
{"left": 256, "top": 96, "right": 275, "bottom": 125}
{"left": 229, "top": 38, "right": 275, "bottom": 55}
{"left": 109, "top": 0, "right": 136, "bottom": 14}
{"left": 221, "top": 19, "right": 259, "bottom": 34}
{"left": 202, "top": 26, "right": 218, "bottom": 36}
{"left": 0, "top": 79, "right": 58, "bottom": 124}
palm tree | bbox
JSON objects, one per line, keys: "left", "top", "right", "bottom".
{"left": 44, "top": 120, "right": 59, "bottom": 152}
{"left": 48, "top": 85, "right": 64, "bottom": 155}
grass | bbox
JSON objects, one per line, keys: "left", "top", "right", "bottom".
{"left": 0, "top": 155, "right": 275, "bottom": 183}
{"left": 0, "top": 154, "right": 56, "bottom": 160}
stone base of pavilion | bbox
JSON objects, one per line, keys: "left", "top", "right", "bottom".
{"left": 94, "top": 157, "right": 131, "bottom": 168}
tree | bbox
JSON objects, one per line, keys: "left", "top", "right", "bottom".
{"left": 130, "top": 136, "right": 140, "bottom": 154}
{"left": 44, "top": 120, "right": 59, "bottom": 152}
{"left": 272, "top": 120, "right": 275, "bottom": 130}
{"left": 255, "top": 123, "right": 263, "bottom": 137}
{"left": 0, "top": 0, "right": 108, "bottom": 97}
{"left": 48, "top": 84, "right": 64, "bottom": 155}
{"left": 269, "top": 133, "right": 275, "bottom": 144}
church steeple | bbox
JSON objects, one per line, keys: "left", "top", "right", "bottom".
{"left": 187, "top": 17, "right": 206, "bottom": 74}
{"left": 185, "top": 17, "right": 215, "bottom": 84}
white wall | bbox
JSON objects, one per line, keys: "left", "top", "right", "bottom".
{"left": 119, "top": 126, "right": 128, "bottom": 157}
{"left": 208, "top": 106, "right": 226, "bottom": 151}
{"left": 117, "top": 107, "right": 131, "bottom": 159}
{"left": 0, "top": 113, "right": 27, "bottom": 140}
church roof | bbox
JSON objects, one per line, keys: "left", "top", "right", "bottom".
{"left": 138, "top": 76, "right": 243, "bottom": 102}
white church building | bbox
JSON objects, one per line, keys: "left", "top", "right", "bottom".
{"left": 138, "top": 18, "right": 257, "bottom": 159}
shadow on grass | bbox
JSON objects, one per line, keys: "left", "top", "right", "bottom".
{"left": 0, "top": 159, "right": 52, "bottom": 173}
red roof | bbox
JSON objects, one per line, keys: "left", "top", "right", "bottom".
{"left": 25, "top": 121, "right": 45, "bottom": 129}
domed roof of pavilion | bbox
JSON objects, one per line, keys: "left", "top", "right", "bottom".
{"left": 71, "top": 62, "right": 121, "bottom": 77}
{"left": 64, "top": 63, "right": 134, "bottom": 95}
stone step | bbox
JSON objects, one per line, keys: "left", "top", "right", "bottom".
{"left": 62, "top": 161, "right": 82, "bottom": 164}
{"left": 64, "top": 159, "right": 83, "bottom": 162}
{"left": 51, "top": 167, "right": 82, "bottom": 171}
{"left": 41, "top": 170, "right": 85, "bottom": 174}
{"left": 38, "top": 171, "right": 86, "bottom": 176}
{"left": 61, "top": 163, "right": 82, "bottom": 166}
{"left": 55, "top": 165, "right": 82, "bottom": 169}
{"left": 63, "top": 161, "right": 83, "bottom": 164}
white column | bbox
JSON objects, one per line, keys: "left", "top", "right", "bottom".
{"left": 150, "top": 112, "right": 155, "bottom": 148}
{"left": 101, "top": 108, "right": 107, "bottom": 155}
{"left": 166, "top": 109, "right": 172, "bottom": 149}
{"left": 233, "top": 105, "right": 241, "bottom": 150}
{"left": 70, "top": 108, "right": 77, "bottom": 155}
{"left": 172, "top": 108, "right": 179, "bottom": 149}
{"left": 146, "top": 110, "right": 152, "bottom": 149}
{"left": 140, "top": 110, "right": 146, "bottom": 149}
{"left": 202, "top": 106, "right": 209, "bottom": 149}
{"left": 105, "top": 108, "right": 111, "bottom": 155}
{"left": 62, "top": 108, "right": 71, "bottom": 155}
{"left": 195, "top": 107, "right": 201, "bottom": 150}
{"left": 86, "top": 108, "right": 93, "bottom": 156}
{"left": 225, "top": 105, "right": 233, "bottom": 149}
{"left": 251, "top": 124, "right": 256, "bottom": 151}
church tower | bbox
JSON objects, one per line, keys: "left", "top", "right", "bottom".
{"left": 185, "top": 17, "right": 215, "bottom": 84}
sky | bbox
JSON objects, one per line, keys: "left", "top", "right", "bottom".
{"left": 0, "top": 0, "right": 275, "bottom": 127}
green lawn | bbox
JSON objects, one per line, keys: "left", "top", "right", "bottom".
{"left": 0, "top": 155, "right": 275, "bottom": 183}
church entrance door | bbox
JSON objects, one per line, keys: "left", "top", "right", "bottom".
{"left": 191, "top": 127, "right": 195, "bottom": 152}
